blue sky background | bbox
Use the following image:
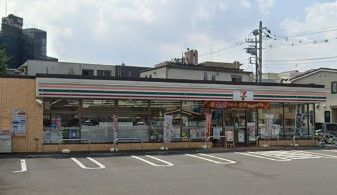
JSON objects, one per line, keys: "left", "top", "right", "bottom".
{"left": 3, "top": 0, "right": 337, "bottom": 73}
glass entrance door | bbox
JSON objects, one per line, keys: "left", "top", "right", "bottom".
{"left": 223, "top": 109, "right": 257, "bottom": 147}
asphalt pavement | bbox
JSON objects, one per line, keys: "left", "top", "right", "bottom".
{"left": 1, "top": 149, "right": 337, "bottom": 195}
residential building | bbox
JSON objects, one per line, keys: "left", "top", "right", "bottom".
{"left": 262, "top": 70, "right": 301, "bottom": 83}
{"left": 140, "top": 61, "right": 252, "bottom": 82}
{"left": 291, "top": 68, "right": 337, "bottom": 124}
{"left": 18, "top": 60, "right": 149, "bottom": 78}
{"left": 0, "top": 14, "right": 57, "bottom": 69}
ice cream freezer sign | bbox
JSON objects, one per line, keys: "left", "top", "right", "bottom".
{"left": 12, "top": 109, "right": 26, "bottom": 135}
{"left": 233, "top": 89, "right": 253, "bottom": 101}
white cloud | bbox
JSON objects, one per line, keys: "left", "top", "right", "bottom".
{"left": 240, "top": 0, "right": 252, "bottom": 8}
{"left": 257, "top": 0, "right": 274, "bottom": 15}
{"left": 265, "top": 1, "right": 337, "bottom": 72}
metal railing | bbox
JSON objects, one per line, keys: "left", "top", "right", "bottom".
{"left": 58, "top": 139, "right": 91, "bottom": 152}
{"left": 113, "top": 138, "right": 143, "bottom": 151}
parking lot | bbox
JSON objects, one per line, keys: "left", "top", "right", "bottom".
{"left": 2, "top": 149, "right": 337, "bottom": 195}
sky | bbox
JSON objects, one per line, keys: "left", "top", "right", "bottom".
{"left": 3, "top": 0, "right": 337, "bottom": 73}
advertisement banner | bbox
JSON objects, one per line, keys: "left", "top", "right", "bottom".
{"left": 113, "top": 114, "right": 119, "bottom": 143}
{"left": 247, "top": 122, "right": 256, "bottom": 141}
{"left": 163, "top": 115, "right": 173, "bottom": 143}
{"left": 12, "top": 109, "right": 26, "bottom": 135}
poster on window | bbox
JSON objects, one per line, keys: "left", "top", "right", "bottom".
{"left": 247, "top": 122, "right": 256, "bottom": 141}
{"left": 112, "top": 114, "right": 119, "bottom": 143}
{"left": 11, "top": 109, "right": 26, "bottom": 135}
{"left": 163, "top": 115, "right": 173, "bottom": 143}
{"left": 264, "top": 114, "right": 274, "bottom": 138}
{"left": 225, "top": 130, "right": 234, "bottom": 142}
{"left": 238, "top": 130, "right": 245, "bottom": 143}
{"left": 213, "top": 127, "right": 222, "bottom": 139}
{"left": 294, "top": 113, "right": 304, "bottom": 137}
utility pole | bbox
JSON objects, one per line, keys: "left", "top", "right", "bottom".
{"left": 245, "top": 21, "right": 270, "bottom": 83}
{"left": 258, "top": 21, "right": 263, "bottom": 83}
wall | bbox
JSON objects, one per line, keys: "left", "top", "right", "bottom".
{"left": 140, "top": 67, "right": 167, "bottom": 78}
{"left": 293, "top": 71, "right": 337, "bottom": 123}
{"left": 167, "top": 68, "right": 251, "bottom": 82}
{"left": 0, "top": 77, "right": 43, "bottom": 152}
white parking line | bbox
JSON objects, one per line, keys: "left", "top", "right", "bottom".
{"left": 185, "top": 154, "right": 234, "bottom": 164}
{"left": 324, "top": 149, "right": 337, "bottom": 153}
{"left": 13, "top": 159, "right": 27, "bottom": 173}
{"left": 131, "top": 155, "right": 174, "bottom": 167}
{"left": 198, "top": 153, "right": 236, "bottom": 164}
{"left": 237, "top": 152, "right": 291, "bottom": 162}
{"left": 71, "top": 157, "right": 106, "bottom": 169}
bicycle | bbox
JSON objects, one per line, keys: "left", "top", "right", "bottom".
{"left": 314, "top": 129, "right": 337, "bottom": 148}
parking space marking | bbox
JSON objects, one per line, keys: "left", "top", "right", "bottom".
{"left": 238, "top": 150, "right": 337, "bottom": 162}
{"left": 237, "top": 152, "right": 291, "bottom": 162}
{"left": 185, "top": 154, "right": 235, "bottom": 164}
{"left": 13, "top": 159, "right": 27, "bottom": 173}
{"left": 299, "top": 150, "right": 337, "bottom": 159}
{"left": 324, "top": 149, "right": 337, "bottom": 153}
{"left": 71, "top": 157, "right": 106, "bottom": 169}
{"left": 131, "top": 155, "right": 174, "bottom": 167}
{"left": 198, "top": 153, "right": 237, "bottom": 164}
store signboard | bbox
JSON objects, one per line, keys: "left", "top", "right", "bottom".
{"left": 213, "top": 127, "right": 222, "bottom": 139}
{"left": 11, "top": 109, "right": 26, "bottom": 135}
{"left": 206, "top": 101, "right": 271, "bottom": 109}
{"left": 233, "top": 89, "right": 253, "bottom": 101}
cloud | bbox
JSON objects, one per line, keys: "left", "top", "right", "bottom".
{"left": 257, "top": 0, "right": 274, "bottom": 15}
{"left": 240, "top": 0, "right": 252, "bottom": 8}
{"left": 264, "top": 0, "right": 337, "bottom": 72}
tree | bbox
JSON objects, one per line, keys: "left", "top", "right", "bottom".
{"left": 0, "top": 47, "right": 10, "bottom": 74}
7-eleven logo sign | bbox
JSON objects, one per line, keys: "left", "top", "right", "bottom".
{"left": 233, "top": 89, "right": 253, "bottom": 101}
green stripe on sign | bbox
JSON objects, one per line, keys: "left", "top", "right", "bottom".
{"left": 255, "top": 95, "right": 326, "bottom": 99}
{"left": 39, "top": 89, "right": 232, "bottom": 97}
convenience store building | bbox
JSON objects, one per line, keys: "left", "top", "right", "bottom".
{"left": 0, "top": 74, "right": 327, "bottom": 153}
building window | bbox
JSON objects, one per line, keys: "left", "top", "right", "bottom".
{"left": 97, "top": 70, "right": 111, "bottom": 77}
{"left": 331, "top": 81, "right": 337, "bottom": 94}
{"left": 211, "top": 74, "right": 216, "bottom": 81}
{"left": 325, "top": 111, "right": 331, "bottom": 123}
{"left": 203, "top": 72, "right": 208, "bottom": 80}
{"left": 231, "top": 75, "right": 242, "bottom": 82}
{"left": 82, "top": 69, "right": 94, "bottom": 76}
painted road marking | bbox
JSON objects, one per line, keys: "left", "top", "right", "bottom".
{"left": 71, "top": 157, "right": 106, "bottom": 169}
{"left": 198, "top": 153, "right": 236, "bottom": 164}
{"left": 131, "top": 155, "right": 174, "bottom": 167}
{"left": 13, "top": 159, "right": 27, "bottom": 173}
{"left": 237, "top": 152, "right": 291, "bottom": 162}
{"left": 324, "top": 149, "right": 337, "bottom": 153}
{"left": 185, "top": 154, "right": 236, "bottom": 164}
{"left": 238, "top": 150, "right": 337, "bottom": 162}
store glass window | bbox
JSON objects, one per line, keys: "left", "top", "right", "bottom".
{"left": 181, "top": 101, "right": 206, "bottom": 140}
{"left": 118, "top": 100, "right": 150, "bottom": 142}
{"left": 43, "top": 99, "right": 80, "bottom": 143}
{"left": 149, "top": 100, "right": 181, "bottom": 142}
{"left": 81, "top": 100, "right": 115, "bottom": 143}
{"left": 284, "top": 103, "right": 296, "bottom": 139}
{"left": 258, "top": 103, "right": 283, "bottom": 139}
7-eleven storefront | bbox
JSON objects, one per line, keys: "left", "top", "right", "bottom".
{"left": 34, "top": 75, "right": 326, "bottom": 152}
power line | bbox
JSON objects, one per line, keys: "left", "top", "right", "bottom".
{"left": 265, "top": 55, "right": 337, "bottom": 62}
{"left": 199, "top": 40, "right": 245, "bottom": 57}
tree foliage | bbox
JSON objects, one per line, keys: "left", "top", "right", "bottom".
{"left": 0, "top": 47, "right": 10, "bottom": 74}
